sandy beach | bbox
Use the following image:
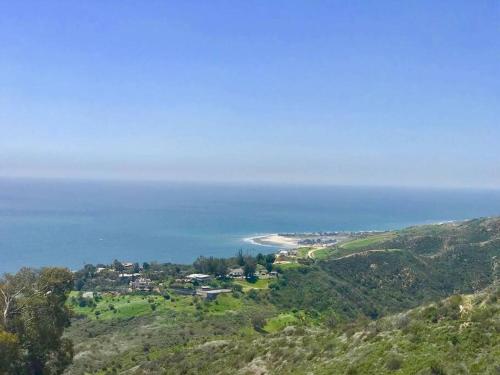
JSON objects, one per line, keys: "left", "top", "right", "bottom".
{"left": 244, "top": 234, "right": 299, "bottom": 248}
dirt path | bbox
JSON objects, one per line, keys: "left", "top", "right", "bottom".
{"left": 309, "top": 248, "right": 400, "bottom": 260}
{"left": 307, "top": 248, "right": 321, "bottom": 259}
{"left": 332, "top": 248, "right": 401, "bottom": 260}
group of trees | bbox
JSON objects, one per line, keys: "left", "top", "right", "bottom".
{"left": 193, "top": 250, "right": 276, "bottom": 279}
{"left": 112, "top": 260, "right": 140, "bottom": 273}
{"left": 255, "top": 252, "right": 276, "bottom": 272}
{"left": 0, "top": 267, "right": 74, "bottom": 374}
{"left": 193, "top": 256, "right": 229, "bottom": 276}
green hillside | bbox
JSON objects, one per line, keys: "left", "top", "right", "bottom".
{"left": 101, "top": 286, "right": 499, "bottom": 375}
{"left": 269, "top": 218, "right": 500, "bottom": 319}
{"left": 58, "top": 217, "right": 500, "bottom": 374}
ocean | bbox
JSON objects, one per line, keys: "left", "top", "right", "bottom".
{"left": 1, "top": 178, "right": 500, "bottom": 274}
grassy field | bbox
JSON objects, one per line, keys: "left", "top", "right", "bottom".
{"left": 65, "top": 289, "right": 280, "bottom": 374}
{"left": 310, "top": 247, "right": 336, "bottom": 259}
{"left": 296, "top": 247, "right": 313, "bottom": 258}
{"left": 204, "top": 294, "right": 243, "bottom": 314}
{"left": 273, "top": 262, "right": 303, "bottom": 271}
{"left": 339, "top": 232, "right": 396, "bottom": 251}
{"left": 264, "top": 312, "right": 301, "bottom": 333}
{"left": 233, "top": 278, "right": 271, "bottom": 291}
{"left": 69, "top": 292, "right": 196, "bottom": 320}
{"left": 305, "top": 232, "right": 397, "bottom": 261}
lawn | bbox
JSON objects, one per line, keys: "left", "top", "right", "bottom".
{"left": 310, "top": 247, "right": 336, "bottom": 259}
{"left": 309, "top": 232, "right": 397, "bottom": 260}
{"left": 68, "top": 290, "right": 253, "bottom": 320}
{"left": 68, "top": 292, "right": 195, "bottom": 320}
{"left": 339, "top": 232, "right": 396, "bottom": 251}
{"left": 233, "top": 278, "right": 271, "bottom": 291}
{"left": 273, "top": 262, "right": 302, "bottom": 271}
{"left": 296, "top": 247, "right": 313, "bottom": 258}
{"left": 205, "top": 294, "right": 243, "bottom": 314}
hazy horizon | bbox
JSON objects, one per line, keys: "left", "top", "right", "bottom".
{"left": 1, "top": 1, "right": 499, "bottom": 188}
{"left": 3, "top": 175, "right": 500, "bottom": 192}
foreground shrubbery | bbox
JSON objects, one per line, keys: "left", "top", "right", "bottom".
{"left": 70, "top": 287, "right": 498, "bottom": 374}
{"left": 0, "top": 268, "right": 74, "bottom": 374}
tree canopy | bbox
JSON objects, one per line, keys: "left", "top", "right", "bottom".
{"left": 0, "top": 267, "right": 74, "bottom": 375}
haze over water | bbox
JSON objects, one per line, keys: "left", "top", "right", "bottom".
{"left": 1, "top": 178, "right": 500, "bottom": 274}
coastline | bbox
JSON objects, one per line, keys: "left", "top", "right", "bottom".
{"left": 242, "top": 218, "right": 468, "bottom": 251}
{"left": 244, "top": 234, "right": 300, "bottom": 248}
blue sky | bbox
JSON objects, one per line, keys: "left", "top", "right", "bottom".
{"left": 1, "top": 1, "right": 499, "bottom": 187}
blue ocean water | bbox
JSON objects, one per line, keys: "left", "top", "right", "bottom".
{"left": 1, "top": 178, "right": 500, "bottom": 274}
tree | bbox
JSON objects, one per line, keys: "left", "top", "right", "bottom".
{"left": 236, "top": 249, "right": 245, "bottom": 266}
{"left": 256, "top": 253, "right": 265, "bottom": 266}
{"left": 251, "top": 313, "right": 267, "bottom": 332}
{"left": 213, "top": 258, "right": 228, "bottom": 277}
{"left": 1, "top": 275, "right": 25, "bottom": 328}
{"left": 193, "top": 256, "right": 228, "bottom": 276}
{"left": 193, "top": 256, "right": 209, "bottom": 274}
{"left": 243, "top": 257, "right": 257, "bottom": 279}
{"left": 0, "top": 267, "right": 74, "bottom": 374}
{"left": 0, "top": 329, "right": 20, "bottom": 373}
{"left": 82, "top": 264, "right": 96, "bottom": 277}
{"left": 323, "top": 310, "right": 339, "bottom": 329}
{"left": 112, "top": 259, "right": 124, "bottom": 272}
{"left": 265, "top": 254, "right": 276, "bottom": 272}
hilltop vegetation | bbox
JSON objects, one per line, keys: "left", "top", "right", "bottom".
{"left": 102, "top": 286, "right": 499, "bottom": 374}
{"left": 269, "top": 218, "right": 499, "bottom": 319}
{"left": 2, "top": 218, "right": 499, "bottom": 374}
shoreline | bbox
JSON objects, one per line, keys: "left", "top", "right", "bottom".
{"left": 243, "top": 218, "right": 468, "bottom": 250}
{"left": 243, "top": 234, "right": 300, "bottom": 248}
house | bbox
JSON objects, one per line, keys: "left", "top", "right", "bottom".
{"left": 195, "top": 287, "right": 232, "bottom": 301}
{"left": 175, "top": 278, "right": 191, "bottom": 283}
{"left": 130, "top": 277, "right": 153, "bottom": 292}
{"left": 119, "top": 273, "right": 141, "bottom": 279}
{"left": 228, "top": 267, "right": 245, "bottom": 278}
{"left": 186, "top": 273, "right": 212, "bottom": 282}
{"left": 82, "top": 291, "right": 94, "bottom": 299}
{"left": 122, "top": 262, "right": 134, "bottom": 270}
{"left": 278, "top": 250, "right": 289, "bottom": 257}
{"left": 269, "top": 271, "right": 278, "bottom": 278}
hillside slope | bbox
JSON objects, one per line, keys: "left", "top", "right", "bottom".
{"left": 63, "top": 218, "right": 500, "bottom": 374}
{"left": 83, "top": 286, "right": 499, "bottom": 374}
{"left": 270, "top": 218, "right": 500, "bottom": 318}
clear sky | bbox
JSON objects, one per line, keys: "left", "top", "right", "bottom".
{"left": 1, "top": 1, "right": 499, "bottom": 188}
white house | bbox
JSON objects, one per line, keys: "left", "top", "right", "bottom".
{"left": 195, "top": 287, "right": 232, "bottom": 300}
{"left": 186, "top": 273, "right": 212, "bottom": 282}
{"left": 228, "top": 268, "right": 245, "bottom": 278}
{"left": 82, "top": 291, "right": 94, "bottom": 299}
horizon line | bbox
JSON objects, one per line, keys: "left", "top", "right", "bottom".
{"left": 1, "top": 174, "right": 500, "bottom": 192}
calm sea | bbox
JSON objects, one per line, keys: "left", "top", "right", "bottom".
{"left": 1, "top": 178, "right": 500, "bottom": 274}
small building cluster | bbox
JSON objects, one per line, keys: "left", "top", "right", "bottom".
{"left": 226, "top": 267, "right": 277, "bottom": 279}
{"left": 129, "top": 277, "right": 154, "bottom": 292}
{"left": 119, "top": 273, "right": 141, "bottom": 279}
{"left": 227, "top": 268, "right": 244, "bottom": 278}
{"left": 274, "top": 248, "right": 298, "bottom": 263}
{"left": 195, "top": 286, "right": 232, "bottom": 300}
